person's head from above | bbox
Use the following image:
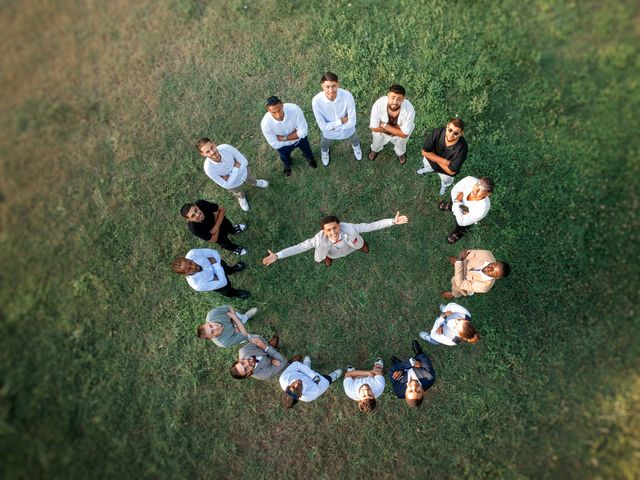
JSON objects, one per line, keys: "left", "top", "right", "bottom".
{"left": 282, "top": 380, "right": 302, "bottom": 409}
{"left": 405, "top": 379, "right": 424, "bottom": 408}
{"left": 445, "top": 117, "right": 465, "bottom": 143}
{"left": 197, "top": 321, "right": 224, "bottom": 340}
{"left": 320, "top": 215, "right": 341, "bottom": 243}
{"left": 471, "top": 177, "right": 495, "bottom": 199}
{"left": 196, "top": 138, "right": 220, "bottom": 161}
{"left": 230, "top": 356, "right": 257, "bottom": 379}
{"left": 481, "top": 261, "right": 511, "bottom": 279}
{"left": 320, "top": 71, "right": 340, "bottom": 101}
{"left": 387, "top": 84, "right": 406, "bottom": 112}
{"left": 452, "top": 318, "right": 480, "bottom": 344}
{"left": 358, "top": 384, "right": 377, "bottom": 413}
{"left": 171, "top": 257, "right": 201, "bottom": 275}
{"left": 265, "top": 96, "right": 285, "bottom": 121}
{"left": 180, "top": 203, "right": 204, "bottom": 223}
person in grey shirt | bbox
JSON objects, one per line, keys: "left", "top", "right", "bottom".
{"left": 196, "top": 305, "right": 258, "bottom": 348}
{"left": 229, "top": 335, "right": 287, "bottom": 380}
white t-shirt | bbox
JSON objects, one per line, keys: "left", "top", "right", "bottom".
{"left": 343, "top": 374, "right": 385, "bottom": 401}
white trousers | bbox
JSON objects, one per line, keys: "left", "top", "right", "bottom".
{"left": 371, "top": 132, "right": 408, "bottom": 155}
{"left": 421, "top": 157, "right": 454, "bottom": 187}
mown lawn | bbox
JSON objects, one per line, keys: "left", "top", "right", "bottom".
{"left": 1, "top": 0, "right": 638, "bottom": 478}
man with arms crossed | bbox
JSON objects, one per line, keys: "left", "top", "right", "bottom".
{"left": 229, "top": 334, "right": 286, "bottom": 381}
{"left": 180, "top": 200, "right": 247, "bottom": 255}
{"left": 442, "top": 249, "right": 510, "bottom": 299}
{"left": 368, "top": 84, "right": 415, "bottom": 164}
{"left": 389, "top": 341, "right": 436, "bottom": 408}
{"left": 343, "top": 358, "right": 385, "bottom": 413}
{"left": 279, "top": 356, "right": 342, "bottom": 409}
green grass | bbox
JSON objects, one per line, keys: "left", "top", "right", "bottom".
{"left": 1, "top": 0, "right": 638, "bottom": 478}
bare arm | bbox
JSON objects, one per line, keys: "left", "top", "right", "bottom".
{"left": 345, "top": 370, "right": 376, "bottom": 378}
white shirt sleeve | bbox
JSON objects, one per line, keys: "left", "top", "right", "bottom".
{"left": 400, "top": 102, "right": 416, "bottom": 136}
{"left": 312, "top": 96, "right": 342, "bottom": 132}
{"left": 276, "top": 234, "right": 319, "bottom": 259}
{"left": 224, "top": 146, "right": 248, "bottom": 187}
{"left": 260, "top": 115, "right": 281, "bottom": 149}
{"left": 293, "top": 104, "right": 309, "bottom": 139}
{"left": 429, "top": 315, "right": 457, "bottom": 346}
{"left": 350, "top": 218, "right": 395, "bottom": 234}
{"left": 342, "top": 91, "right": 357, "bottom": 131}
{"left": 369, "top": 98, "right": 383, "bottom": 129}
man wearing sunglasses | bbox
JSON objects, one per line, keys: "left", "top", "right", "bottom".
{"left": 229, "top": 335, "right": 287, "bottom": 380}
{"left": 260, "top": 96, "right": 317, "bottom": 177}
{"left": 417, "top": 118, "right": 468, "bottom": 195}
{"left": 279, "top": 357, "right": 342, "bottom": 408}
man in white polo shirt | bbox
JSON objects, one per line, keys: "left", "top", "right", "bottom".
{"left": 311, "top": 71, "right": 362, "bottom": 166}
{"left": 343, "top": 358, "right": 385, "bottom": 413}
{"left": 438, "top": 176, "right": 494, "bottom": 243}
{"left": 279, "top": 356, "right": 342, "bottom": 408}
{"left": 197, "top": 137, "right": 269, "bottom": 212}
{"left": 368, "top": 84, "right": 415, "bottom": 165}
{"left": 260, "top": 95, "right": 317, "bottom": 177}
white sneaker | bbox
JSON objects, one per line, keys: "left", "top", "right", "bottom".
{"left": 255, "top": 179, "right": 269, "bottom": 188}
{"left": 416, "top": 166, "right": 430, "bottom": 175}
{"left": 233, "top": 247, "right": 248, "bottom": 256}
{"left": 238, "top": 197, "right": 250, "bottom": 211}
{"left": 233, "top": 224, "right": 247, "bottom": 233}
{"left": 439, "top": 185, "right": 448, "bottom": 196}
{"left": 303, "top": 356, "right": 311, "bottom": 367}
{"left": 419, "top": 331, "right": 431, "bottom": 342}
{"left": 346, "top": 365, "right": 355, "bottom": 372}
{"left": 374, "top": 358, "right": 384, "bottom": 369}
{"left": 353, "top": 145, "right": 362, "bottom": 161}
{"left": 329, "top": 369, "right": 343, "bottom": 382}
{"left": 321, "top": 151, "right": 330, "bottom": 166}
{"left": 439, "top": 304, "right": 446, "bottom": 312}
{"left": 244, "top": 307, "right": 258, "bottom": 319}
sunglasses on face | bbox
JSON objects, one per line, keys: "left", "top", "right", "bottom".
{"left": 447, "top": 127, "right": 461, "bottom": 137}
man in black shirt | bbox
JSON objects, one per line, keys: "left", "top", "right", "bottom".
{"left": 417, "top": 118, "right": 468, "bottom": 195}
{"left": 180, "top": 200, "right": 248, "bottom": 255}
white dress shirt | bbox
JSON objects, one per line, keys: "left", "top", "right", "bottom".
{"left": 429, "top": 302, "right": 472, "bottom": 346}
{"left": 260, "top": 103, "right": 309, "bottom": 150}
{"left": 369, "top": 96, "right": 416, "bottom": 137}
{"left": 279, "top": 361, "right": 330, "bottom": 402}
{"left": 343, "top": 374, "right": 385, "bottom": 401}
{"left": 185, "top": 248, "right": 228, "bottom": 291}
{"left": 311, "top": 88, "right": 357, "bottom": 140}
{"left": 450, "top": 176, "right": 491, "bottom": 227}
{"left": 203, "top": 144, "right": 248, "bottom": 190}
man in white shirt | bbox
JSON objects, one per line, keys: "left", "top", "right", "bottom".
{"left": 279, "top": 356, "right": 342, "bottom": 408}
{"left": 171, "top": 248, "right": 250, "bottom": 299}
{"left": 260, "top": 96, "right": 317, "bottom": 177}
{"left": 368, "top": 84, "right": 416, "bottom": 165}
{"left": 261, "top": 211, "right": 409, "bottom": 268}
{"left": 197, "top": 138, "right": 269, "bottom": 212}
{"left": 311, "top": 71, "right": 362, "bottom": 166}
{"left": 343, "top": 359, "right": 385, "bottom": 413}
{"left": 438, "top": 176, "right": 493, "bottom": 243}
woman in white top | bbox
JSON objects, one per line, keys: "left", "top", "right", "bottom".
{"left": 419, "top": 303, "right": 479, "bottom": 346}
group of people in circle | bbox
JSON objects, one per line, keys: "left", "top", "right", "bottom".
{"left": 170, "top": 72, "right": 511, "bottom": 411}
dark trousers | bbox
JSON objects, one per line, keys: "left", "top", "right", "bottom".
{"left": 451, "top": 223, "right": 471, "bottom": 238}
{"left": 214, "top": 260, "right": 243, "bottom": 298}
{"left": 276, "top": 136, "right": 315, "bottom": 169}
{"left": 215, "top": 217, "right": 239, "bottom": 252}
{"left": 321, "top": 374, "right": 333, "bottom": 384}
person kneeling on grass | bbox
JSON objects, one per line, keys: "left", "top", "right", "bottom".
{"left": 181, "top": 199, "right": 248, "bottom": 255}
{"left": 197, "top": 305, "right": 258, "bottom": 348}
{"left": 262, "top": 211, "right": 409, "bottom": 268}
{"left": 279, "top": 356, "right": 342, "bottom": 409}
{"left": 343, "top": 358, "right": 385, "bottom": 413}
{"left": 389, "top": 341, "right": 436, "bottom": 408}
{"left": 229, "top": 335, "right": 286, "bottom": 381}
{"left": 419, "top": 303, "right": 479, "bottom": 346}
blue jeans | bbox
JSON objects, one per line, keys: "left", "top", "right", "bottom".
{"left": 276, "top": 136, "right": 315, "bottom": 169}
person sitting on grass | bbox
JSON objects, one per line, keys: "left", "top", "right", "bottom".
{"left": 229, "top": 335, "right": 287, "bottom": 380}
{"left": 171, "top": 248, "right": 250, "bottom": 299}
{"left": 181, "top": 199, "right": 248, "bottom": 256}
{"left": 262, "top": 211, "right": 409, "bottom": 268}
{"left": 419, "top": 303, "right": 479, "bottom": 346}
{"left": 343, "top": 358, "right": 385, "bottom": 413}
{"left": 197, "top": 305, "right": 258, "bottom": 348}
{"left": 441, "top": 249, "right": 510, "bottom": 299}
{"left": 438, "top": 176, "right": 493, "bottom": 244}
{"left": 279, "top": 356, "right": 342, "bottom": 409}
{"left": 389, "top": 341, "right": 436, "bottom": 408}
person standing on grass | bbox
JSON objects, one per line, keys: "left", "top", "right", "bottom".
{"left": 197, "top": 137, "right": 269, "bottom": 212}
{"left": 279, "top": 356, "right": 342, "bottom": 409}
{"left": 389, "top": 341, "right": 436, "bottom": 408}
{"left": 229, "top": 334, "right": 287, "bottom": 380}
{"left": 419, "top": 303, "right": 480, "bottom": 346}
{"left": 261, "top": 211, "right": 409, "bottom": 268}
{"left": 417, "top": 118, "right": 468, "bottom": 196}
{"left": 368, "top": 84, "right": 416, "bottom": 165}
{"left": 441, "top": 249, "right": 510, "bottom": 299}
{"left": 260, "top": 95, "right": 317, "bottom": 177}
{"left": 343, "top": 358, "right": 385, "bottom": 413}
{"left": 171, "top": 248, "right": 250, "bottom": 299}
{"left": 437, "top": 176, "right": 493, "bottom": 244}
{"left": 180, "top": 200, "right": 248, "bottom": 255}
{"left": 311, "top": 71, "right": 362, "bottom": 166}
{"left": 197, "top": 304, "right": 258, "bottom": 348}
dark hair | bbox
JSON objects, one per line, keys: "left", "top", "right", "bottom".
{"left": 358, "top": 398, "right": 377, "bottom": 413}
{"left": 388, "top": 84, "right": 406, "bottom": 96}
{"left": 196, "top": 137, "right": 211, "bottom": 152}
{"left": 406, "top": 395, "right": 424, "bottom": 408}
{"left": 230, "top": 362, "right": 249, "bottom": 380}
{"left": 171, "top": 257, "right": 188, "bottom": 273}
{"left": 448, "top": 118, "right": 465, "bottom": 131}
{"left": 321, "top": 71, "right": 339, "bottom": 83}
{"left": 459, "top": 320, "right": 480, "bottom": 344}
{"left": 265, "top": 96, "right": 282, "bottom": 106}
{"left": 320, "top": 215, "right": 340, "bottom": 228}
{"left": 282, "top": 389, "right": 298, "bottom": 409}
{"left": 479, "top": 177, "right": 495, "bottom": 193}
{"left": 180, "top": 203, "right": 195, "bottom": 218}
{"left": 197, "top": 324, "right": 208, "bottom": 339}
{"left": 496, "top": 261, "right": 511, "bottom": 278}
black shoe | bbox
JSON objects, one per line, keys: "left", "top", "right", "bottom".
{"left": 412, "top": 340, "right": 424, "bottom": 356}
{"left": 284, "top": 168, "right": 292, "bottom": 176}
{"left": 391, "top": 356, "right": 401, "bottom": 365}
{"left": 236, "top": 290, "right": 251, "bottom": 299}
{"left": 307, "top": 158, "right": 318, "bottom": 169}
{"left": 232, "top": 262, "right": 247, "bottom": 273}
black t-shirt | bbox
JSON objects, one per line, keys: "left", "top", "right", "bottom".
{"left": 422, "top": 127, "right": 468, "bottom": 176}
{"left": 188, "top": 200, "right": 219, "bottom": 241}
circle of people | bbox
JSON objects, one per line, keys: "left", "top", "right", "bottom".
{"left": 170, "top": 72, "right": 511, "bottom": 412}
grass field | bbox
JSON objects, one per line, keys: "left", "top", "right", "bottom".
{"left": 1, "top": 0, "right": 639, "bottom": 478}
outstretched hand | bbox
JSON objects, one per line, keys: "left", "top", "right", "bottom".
{"left": 262, "top": 250, "right": 278, "bottom": 266}
{"left": 393, "top": 211, "right": 409, "bottom": 225}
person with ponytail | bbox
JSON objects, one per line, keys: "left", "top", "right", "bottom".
{"left": 419, "top": 303, "right": 479, "bottom": 346}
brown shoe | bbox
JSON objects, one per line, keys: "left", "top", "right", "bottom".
{"left": 361, "top": 241, "right": 369, "bottom": 254}
{"left": 290, "top": 354, "right": 302, "bottom": 363}
{"left": 447, "top": 256, "right": 457, "bottom": 265}
{"left": 268, "top": 335, "right": 279, "bottom": 348}
{"left": 398, "top": 154, "right": 406, "bottom": 165}
{"left": 368, "top": 150, "right": 378, "bottom": 161}
{"left": 441, "top": 290, "right": 455, "bottom": 300}
{"left": 324, "top": 256, "right": 332, "bottom": 267}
